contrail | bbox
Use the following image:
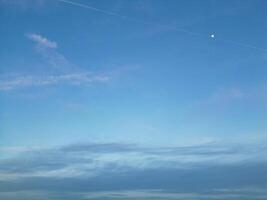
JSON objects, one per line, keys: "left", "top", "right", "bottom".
{"left": 57, "top": 0, "right": 206, "bottom": 37}
{"left": 58, "top": 0, "right": 128, "bottom": 18}
{"left": 219, "top": 38, "right": 267, "bottom": 51}
{"left": 57, "top": 0, "right": 266, "bottom": 52}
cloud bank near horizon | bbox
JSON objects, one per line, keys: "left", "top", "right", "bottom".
{"left": 1, "top": 141, "right": 267, "bottom": 199}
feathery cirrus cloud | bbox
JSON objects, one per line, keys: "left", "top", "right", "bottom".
{"left": 0, "top": 73, "right": 110, "bottom": 91}
{"left": 0, "top": 33, "right": 111, "bottom": 91}
{"left": 1, "top": 141, "right": 267, "bottom": 199}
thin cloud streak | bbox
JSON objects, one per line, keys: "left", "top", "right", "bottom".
{"left": 0, "top": 73, "right": 110, "bottom": 91}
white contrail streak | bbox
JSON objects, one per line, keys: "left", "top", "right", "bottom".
{"left": 57, "top": 0, "right": 206, "bottom": 37}
{"left": 58, "top": 0, "right": 127, "bottom": 18}
{"left": 57, "top": 0, "right": 266, "bottom": 52}
{"left": 219, "top": 38, "right": 267, "bottom": 51}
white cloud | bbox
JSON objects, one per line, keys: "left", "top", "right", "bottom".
{"left": 0, "top": 73, "right": 110, "bottom": 91}
{"left": 0, "top": 33, "right": 112, "bottom": 91}
{"left": 27, "top": 33, "right": 57, "bottom": 49}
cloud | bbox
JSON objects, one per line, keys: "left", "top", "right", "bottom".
{"left": 0, "top": 32, "right": 113, "bottom": 91}
{"left": 1, "top": 164, "right": 267, "bottom": 199}
{"left": 0, "top": 73, "right": 110, "bottom": 91}
{"left": 1, "top": 141, "right": 267, "bottom": 199}
{"left": 27, "top": 33, "right": 57, "bottom": 49}
{"left": 61, "top": 142, "right": 138, "bottom": 153}
{"left": 78, "top": 188, "right": 267, "bottom": 200}
{"left": 26, "top": 33, "right": 77, "bottom": 72}
{"left": 1, "top": 141, "right": 267, "bottom": 178}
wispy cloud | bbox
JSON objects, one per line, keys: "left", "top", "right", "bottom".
{"left": 1, "top": 141, "right": 267, "bottom": 199}
{"left": 81, "top": 188, "right": 267, "bottom": 200}
{"left": 0, "top": 33, "right": 112, "bottom": 91}
{"left": 1, "top": 141, "right": 267, "bottom": 179}
{"left": 27, "top": 33, "right": 57, "bottom": 49}
{"left": 193, "top": 86, "right": 267, "bottom": 113}
{"left": 0, "top": 73, "right": 110, "bottom": 91}
{"left": 27, "top": 32, "right": 77, "bottom": 72}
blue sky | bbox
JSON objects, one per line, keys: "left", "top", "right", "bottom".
{"left": 0, "top": 0, "right": 267, "bottom": 199}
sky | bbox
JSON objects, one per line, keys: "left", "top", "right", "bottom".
{"left": 0, "top": 0, "right": 267, "bottom": 199}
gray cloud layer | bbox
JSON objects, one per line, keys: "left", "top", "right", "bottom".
{"left": 1, "top": 142, "right": 267, "bottom": 199}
